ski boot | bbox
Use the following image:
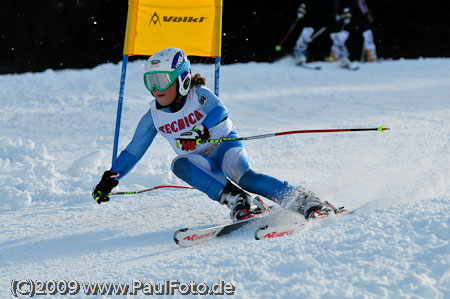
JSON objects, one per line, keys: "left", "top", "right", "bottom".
{"left": 338, "top": 48, "right": 351, "bottom": 69}
{"left": 219, "top": 181, "right": 269, "bottom": 222}
{"left": 294, "top": 48, "right": 307, "bottom": 65}
{"left": 366, "top": 49, "right": 378, "bottom": 62}
{"left": 326, "top": 47, "right": 340, "bottom": 63}
{"left": 286, "top": 187, "right": 337, "bottom": 220}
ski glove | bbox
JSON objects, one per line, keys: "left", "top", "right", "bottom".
{"left": 175, "top": 124, "right": 210, "bottom": 152}
{"left": 92, "top": 170, "right": 119, "bottom": 204}
{"left": 297, "top": 3, "right": 306, "bottom": 19}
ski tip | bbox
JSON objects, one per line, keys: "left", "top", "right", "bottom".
{"left": 254, "top": 226, "right": 268, "bottom": 240}
{"left": 173, "top": 228, "right": 188, "bottom": 245}
{"left": 297, "top": 63, "right": 322, "bottom": 71}
{"left": 377, "top": 125, "right": 389, "bottom": 133}
{"left": 342, "top": 65, "right": 360, "bottom": 71}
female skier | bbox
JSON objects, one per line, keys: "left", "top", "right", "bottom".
{"left": 92, "top": 48, "right": 335, "bottom": 221}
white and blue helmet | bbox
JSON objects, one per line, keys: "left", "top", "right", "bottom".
{"left": 144, "top": 48, "right": 192, "bottom": 96}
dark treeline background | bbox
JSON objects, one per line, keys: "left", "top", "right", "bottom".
{"left": 1, "top": 0, "right": 450, "bottom": 74}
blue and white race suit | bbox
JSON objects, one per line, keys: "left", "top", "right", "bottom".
{"left": 111, "top": 86, "right": 294, "bottom": 203}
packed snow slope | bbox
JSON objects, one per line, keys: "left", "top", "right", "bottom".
{"left": 1, "top": 58, "right": 449, "bottom": 298}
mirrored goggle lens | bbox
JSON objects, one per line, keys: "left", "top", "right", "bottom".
{"left": 143, "top": 72, "right": 174, "bottom": 92}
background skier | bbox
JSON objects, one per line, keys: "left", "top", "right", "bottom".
{"left": 328, "top": 0, "right": 378, "bottom": 62}
{"left": 294, "top": 0, "right": 352, "bottom": 68}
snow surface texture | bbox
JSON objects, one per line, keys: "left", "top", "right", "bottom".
{"left": 1, "top": 58, "right": 449, "bottom": 298}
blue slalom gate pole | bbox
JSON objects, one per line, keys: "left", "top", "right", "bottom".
{"left": 214, "top": 56, "right": 220, "bottom": 96}
{"left": 112, "top": 55, "right": 129, "bottom": 165}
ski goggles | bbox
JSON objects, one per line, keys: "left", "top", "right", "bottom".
{"left": 143, "top": 60, "right": 190, "bottom": 92}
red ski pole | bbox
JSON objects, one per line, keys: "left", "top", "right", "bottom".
{"left": 275, "top": 14, "right": 303, "bottom": 51}
{"left": 198, "top": 126, "right": 389, "bottom": 144}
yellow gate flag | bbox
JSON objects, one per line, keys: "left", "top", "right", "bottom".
{"left": 124, "top": 0, "right": 222, "bottom": 57}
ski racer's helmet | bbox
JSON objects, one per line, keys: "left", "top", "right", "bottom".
{"left": 143, "top": 48, "right": 192, "bottom": 96}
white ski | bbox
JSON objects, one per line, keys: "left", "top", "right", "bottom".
{"left": 255, "top": 208, "right": 353, "bottom": 240}
{"left": 174, "top": 209, "right": 275, "bottom": 247}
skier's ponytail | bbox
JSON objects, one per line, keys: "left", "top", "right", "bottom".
{"left": 190, "top": 73, "right": 206, "bottom": 87}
